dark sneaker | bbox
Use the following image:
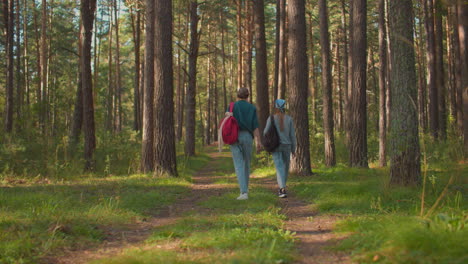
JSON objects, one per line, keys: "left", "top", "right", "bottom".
{"left": 278, "top": 188, "right": 287, "bottom": 198}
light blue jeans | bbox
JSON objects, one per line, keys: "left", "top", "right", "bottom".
{"left": 230, "top": 131, "right": 253, "bottom": 194}
{"left": 272, "top": 144, "right": 291, "bottom": 189}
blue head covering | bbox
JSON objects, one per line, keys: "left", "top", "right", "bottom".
{"left": 275, "top": 99, "right": 286, "bottom": 112}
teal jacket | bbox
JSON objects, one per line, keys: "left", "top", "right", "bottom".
{"left": 263, "top": 114, "right": 296, "bottom": 153}
{"left": 229, "top": 100, "right": 259, "bottom": 135}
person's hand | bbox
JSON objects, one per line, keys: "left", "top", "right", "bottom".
{"left": 255, "top": 140, "right": 263, "bottom": 153}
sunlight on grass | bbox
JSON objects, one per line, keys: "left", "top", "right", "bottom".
{"left": 290, "top": 162, "right": 468, "bottom": 263}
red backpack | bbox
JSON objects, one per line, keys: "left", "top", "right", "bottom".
{"left": 218, "top": 102, "right": 239, "bottom": 151}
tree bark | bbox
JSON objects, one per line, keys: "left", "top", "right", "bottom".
{"left": 106, "top": 4, "right": 114, "bottom": 131}
{"left": 457, "top": 0, "right": 468, "bottom": 156}
{"left": 80, "top": 0, "right": 97, "bottom": 171}
{"left": 278, "top": 0, "right": 287, "bottom": 99}
{"left": 184, "top": 0, "right": 199, "bottom": 156}
{"left": 435, "top": 0, "right": 446, "bottom": 140}
{"left": 4, "top": 0, "right": 14, "bottom": 132}
{"left": 130, "top": 6, "right": 141, "bottom": 131}
{"left": 236, "top": 0, "right": 243, "bottom": 89}
{"left": 319, "top": 0, "right": 336, "bottom": 167}
{"left": 388, "top": 0, "right": 421, "bottom": 185}
{"left": 70, "top": 24, "right": 83, "bottom": 146}
{"left": 378, "top": 0, "right": 387, "bottom": 167}
{"left": 113, "top": 0, "right": 122, "bottom": 132}
{"left": 425, "top": 0, "right": 439, "bottom": 139}
{"left": 153, "top": 0, "right": 177, "bottom": 176}
{"left": 288, "top": 0, "right": 312, "bottom": 175}
{"left": 348, "top": 0, "right": 368, "bottom": 168}
{"left": 141, "top": 0, "right": 155, "bottom": 172}
{"left": 254, "top": 0, "right": 270, "bottom": 134}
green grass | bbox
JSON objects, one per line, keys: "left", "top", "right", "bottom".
{"left": 0, "top": 135, "right": 211, "bottom": 264}
{"left": 94, "top": 187, "right": 297, "bottom": 264}
{"left": 291, "top": 162, "right": 468, "bottom": 264}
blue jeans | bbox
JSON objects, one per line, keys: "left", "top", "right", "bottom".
{"left": 230, "top": 131, "right": 253, "bottom": 193}
{"left": 272, "top": 144, "right": 291, "bottom": 189}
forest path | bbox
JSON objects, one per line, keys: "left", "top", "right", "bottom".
{"left": 48, "top": 147, "right": 350, "bottom": 263}
{"left": 257, "top": 176, "right": 351, "bottom": 264}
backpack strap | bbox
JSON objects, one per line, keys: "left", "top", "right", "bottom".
{"left": 229, "top": 102, "right": 235, "bottom": 112}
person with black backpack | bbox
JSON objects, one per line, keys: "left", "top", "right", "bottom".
{"left": 263, "top": 99, "right": 296, "bottom": 198}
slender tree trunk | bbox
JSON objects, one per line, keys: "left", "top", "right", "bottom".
{"left": 435, "top": 0, "right": 446, "bottom": 140}
{"left": 340, "top": 0, "right": 349, "bottom": 135}
{"left": 185, "top": 0, "right": 199, "bottom": 156}
{"left": 153, "top": 0, "right": 177, "bottom": 175}
{"left": 273, "top": 0, "right": 281, "bottom": 103}
{"left": 457, "top": 0, "right": 468, "bottom": 156}
{"left": 130, "top": 7, "right": 141, "bottom": 131}
{"left": 236, "top": 0, "right": 243, "bottom": 89}
{"left": 307, "top": 10, "right": 317, "bottom": 127}
{"left": 15, "top": 0, "right": 21, "bottom": 129}
{"left": 23, "top": 0, "right": 30, "bottom": 107}
{"left": 278, "top": 0, "right": 287, "bottom": 99}
{"left": 452, "top": 4, "right": 463, "bottom": 135}
{"left": 319, "top": 0, "right": 336, "bottom": 167}
{"left": 425, "top": 0, "right": 439, "bottom": 139}
{"left": 206, "top": 53, "right": 212, "bottom": 145}
{"left": 220, "top": 11, "right": 228, "bottom": 111}
{"left": 254, "top": 0, "right": 270, "bottom": 133}
{"left": 348, "top": 0, "right": 368, "bottom": 167}
{"left": 40, "top": 0, "right": 48, "bottom": 133}
{"left": 288, "top": 0, "right": 312, "bottom": 175}
{"left": 141, "top": 0, "right": 155, "bottom": 172}
{"left": 70, "top": 24, "right": 83, "bottom": 146}
{"left": 417, "top": 1, "right": 428, "bottom": 131}
{"left": 378, "top": 0, "right": 387, "bottom": 167}
{"left": 447, "top": 8, "right": 457, "bottom": 121}
{"left": 4, "top": 0, "right": 14, "bottom": 132}
{"left": 243, "top": 0, "right": 253, "bottom": 92}
{"left": 81, "top": 0, "right": 97, "bottom": 171}
{"left": 114, "top": 0, "right": 122, "bottom": 132}
{"left": 388, "top": 0, "right": 421, "bottom": 185}
{"left": 106, "top": 4, "right": 113, "bottom": 131}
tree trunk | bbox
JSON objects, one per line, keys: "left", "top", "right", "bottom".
{"left": 319, "top": 0, "right": 336, "bottom": 167}
{"left": 435, "top": 0, "right": 446, "bottom": 140}
{"left": 70, "top": 24, "right": 83, "bottom": 146}
{"left": 278, "top": 0, "right": 287, "bottom": 99}
{"left": 106, "top": 4, "right": 114, "bottom": 131}
{"left": 4, "top": 0, "right": 14, "bottom": 132}
{"left": 23, "top": 0, "right": 30, "bottom": 107}
{"left": 378, "top": 0, "right": 387, "bottom": 167}
{"left": 457, "top": 0, "right": 468, "bottom": 156}
{"left": 243, "top": 0, "right": 253, "bottom": 92}
{"left": 184, "top": 0, "right": 199, "bottom": 156}
{"left": 220, "top": 11, "right": 228, "bottom": 111}
{"left": 236, "top": 0, "right": 243, "bottom": 89}
{"left": 80, "top": 0, "right": 97, "bottom": 171}
{"left": 153, "top": 0, "right": 177, "bottom": 176}
{"left": 425, "top": 0, "right": 439, "bottom": 139}
{"left": 206, "top": 53, "right": 212, "bottom": 145}
{"left": 15, "top": 0, "right": 21, "bottom": 129}
{"left": 341, "top": 0, "right": 349, "bottom": 136}
{"left": 388, "top": 0, "right": 421, "bottom": 186}
{"left": 273, "top": 0, "right": 281, "bottom": 103}
{"left": 130, "top": 7, "right": 141, "bottom": 131}
{"left": 254, "top": 0, "right": 270, "bottom": 134}
{"left": 114, "top": 0, "right": 122, "bottom": 132}
{"left": 288, "top": 0, "right": 312, "bottom": 175}
{"left": 416, "top": 1, "right": 428, "bottom": 132}
{"left": 141, "top": 0, "right": 155, "bottom": 172}
{"left": 40, "top": 0, "right": 48, "bottom": 133}
{"left": 348, "top": 0, "right": 368, "bottom": 168}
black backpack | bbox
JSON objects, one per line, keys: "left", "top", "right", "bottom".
{"left": 262, "top": 115, "right": 280, "bottom": 152}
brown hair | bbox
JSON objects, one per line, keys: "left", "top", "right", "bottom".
{"left": 237, "top": 87, "right": 250, "bottom": 99}
{"left": 275, "top": 109, "right": 285, "bottom": 132}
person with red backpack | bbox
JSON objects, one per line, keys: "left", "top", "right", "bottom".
{"left": 225, "top": 87, "right": 261, "bottom": 200}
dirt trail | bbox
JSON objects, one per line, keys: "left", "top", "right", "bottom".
{"left": 46, "top": 150, "right": 351, "bottom": 264}
{"left": 258, "top": 177, "right": 351, "bottom": 264}
{"left": 45, "top": 151, "right": 232, "bottom": 264}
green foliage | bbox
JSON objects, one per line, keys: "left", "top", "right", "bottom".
{"left": 291, "top": 160, "right": 468, "bottom": 263}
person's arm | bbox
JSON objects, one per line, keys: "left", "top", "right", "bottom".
{"left": 254, "top": 128, "right": 261, "bottom": 150}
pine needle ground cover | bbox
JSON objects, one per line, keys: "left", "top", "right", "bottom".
{"left": 291, "top": 163, "right": 468, "bottom": 264}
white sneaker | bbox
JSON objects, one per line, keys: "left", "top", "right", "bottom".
{"left": 236, "top": 193, "right": 248, "bottom": 200}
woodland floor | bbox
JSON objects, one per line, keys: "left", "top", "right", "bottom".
{"left": 45, "top": 148, "right": 350, "bottom": 264}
